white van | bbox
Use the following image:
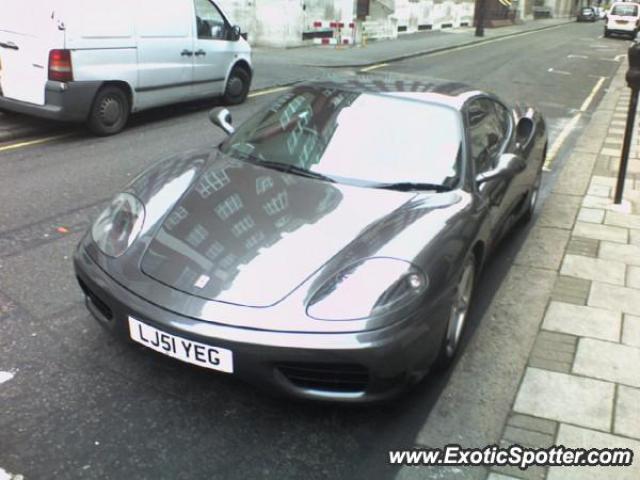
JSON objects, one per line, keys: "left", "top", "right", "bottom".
{"left": 0, "top": 0, "right": 252, "bottom": 135}
{"left": 604, "top": 2, "right": 640, "bottom": 39}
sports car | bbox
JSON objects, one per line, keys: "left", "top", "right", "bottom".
{"left": 74, "top": 75, "right": 547, "bottom": 402}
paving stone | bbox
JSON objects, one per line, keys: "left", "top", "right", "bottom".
{"left": 548, "top": 424, "right": 640, "bottom": 480}
{"left": 502, "top": 425, "right": 554, "bottom": 449}
{"left": 601, "top": 147, "right": 622, "bottom": 157}
{"left": 591, "top": 175, "right": 634, "bottom": 188}
{"left": 487, "top": 474, "right": 522, "bottom": 480}
{"left": 605, "top": 210, "right": 640, "bottom": 229}
{"left": 608, "top": 127, "right": 625, "bottom": 135}
{"left": 554, "top": 152, "right": 598, "bottom": 196}
{"left": 574, "top": 337, "right": 640, "bottom": 387}
{"left": 589, "top": 281, "right": 640, "bottom": 316}
{"left": 536, "top": 329, "right": 577, "bottom": 346}
{"left": 599, "top": 241, "right": 640, "bottom": 266}
{"left": 560, "top": 254, "right": 626, "bottom": 285}
{"left": 513, "top": 368, "right": 613, "bottom": 431}
{"left": 542, "top": 301, "right": 621, "bottom": 341}
{"left": 627, "top": 266, "right": 640, "bottom": 288}
{"left": 550, "top": 275, "right": 591, "bottom": 306}
{"left": 582, "top": 194, "right": 615, "bottom": 209}
{"left": 631, "top": 229, "right": 640, "bottom": 245}
{"left": 622, "top": 314, "right": 640, "bottom": 347}
{"left": 573, "top": 222, "right": 628, "bottom": 243}
{"left": 615, "top": 385, "right": 640, "bottom": 440}
{"left": 566, "top": 236, "right": 598, "bottom": 257}
{"left": 587, "top": 184, "right": 611, "bottom": 198}
{"left": 528, "top": 357, "right": 572, "bottom": 374}
{"left": 577, "top": 207, "right": 604, "bottom": 224}
{"left": 507, "top": 414, "right": 557, "bottom": 435}
{"left": 515, "top": 227, "right": 570, "bottom": 271}
{"left": 492, "top": 465, "right": 546, "bottom": 480}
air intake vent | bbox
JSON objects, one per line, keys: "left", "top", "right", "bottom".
{"left": 277, "top": 362, "right": 369, "bottom": 393}
{"left": 77, "top": 277, "right": 113, "bottom": 320}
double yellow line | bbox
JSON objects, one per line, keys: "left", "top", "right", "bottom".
{"left": 0, "top": 85, "right": 293, "bottom": 154}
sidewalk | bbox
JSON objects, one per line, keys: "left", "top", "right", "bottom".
{"left": 485, "top": 56, "right": 640, "bottom": 480}
{"left": 0, "top": 18, "right": 572, "bottom": 144}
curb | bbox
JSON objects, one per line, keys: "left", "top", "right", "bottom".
{"left": 301, "top": 20, "right": 575, "bottom": 69}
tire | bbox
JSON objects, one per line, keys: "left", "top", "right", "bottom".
{"left": 521, "top": 167, "right": 542, "bottom": 224}
{"left": 87, "top": 86, "right": 130, "bottom": 136}
{"left": 222, "top": 66, "right": 251, "bottom": 105}
{"left": 433, "top": 254, "right": 476, "bottom": 371}
{"left": 604, "top": 28, "right": 610, "bottom": 37}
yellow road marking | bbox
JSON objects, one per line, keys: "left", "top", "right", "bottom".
{"left": 0, "top": 133, "right": 74, "bottom": 153}
{"left": 248, "top": 86, "right": 290, "bottom": 98}
{"left": 359, "top": 63, "right": 389, "bottom": 72}
{"left": 579, "top": 76, "right": 606, "bottom": 112}
{"left": 543, "top": 75, "right": 607, "bottom": 171}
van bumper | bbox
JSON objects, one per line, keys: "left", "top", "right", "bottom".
{"left": 0, "top": 80, "right": 102, "bottom": 122}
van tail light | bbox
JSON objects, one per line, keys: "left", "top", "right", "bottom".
{"left": 48, "top": 49, "right": 73, "bottom": 82}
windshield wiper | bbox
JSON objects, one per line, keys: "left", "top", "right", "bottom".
{"left": 373, "top": 182, "right": 453, "bottom": 192}
{"left": 248, "top": 159, "right": 336, "bottom": 183}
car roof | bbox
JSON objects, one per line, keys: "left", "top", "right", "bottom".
{"left": 298, "top": 73, "right": 486, "bottom": 111}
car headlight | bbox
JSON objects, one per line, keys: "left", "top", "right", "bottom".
{"left": 306, "top": 257, "right": 428, "bottom": 321}
{"left": 91, "top": 193, "right": 145, "bottom": 257}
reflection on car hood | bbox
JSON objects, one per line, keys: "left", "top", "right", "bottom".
{"left": 140, "top": 156, "right": 457, "bottom": 307}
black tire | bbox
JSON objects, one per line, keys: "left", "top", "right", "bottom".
{"left": 521, "top": 168, "right": 542, "bottom": 224}
{"left": 87, "top": 86, "right": 130, "bottom": 136}
{"left": 433, "top": 254, "right": 476, "bottom": 371}
{"left": 604, "top": 28, "right": 610, "bottom": 37}
{"left": 222, "top": 66, "right": 251, "bottom": 105}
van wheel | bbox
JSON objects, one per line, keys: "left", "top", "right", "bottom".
{"left": 222, "top": 66, "right": 250, "bottom": 105}
{"left": 87, "top": 86, "right": 130, "bottom": 136}
{"left": 604, "top": 27, "right": 610, "bottom": 37}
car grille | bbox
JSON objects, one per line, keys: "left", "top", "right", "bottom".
{"left": 277, "top": 362, "right": 369, "bottom": 393}
{"left": 77, "top": 277, "right": 113, "bottom": 320}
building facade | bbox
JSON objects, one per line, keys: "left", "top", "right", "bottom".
{"left": 216, "top": 0, "right": 579, "bottom": 47}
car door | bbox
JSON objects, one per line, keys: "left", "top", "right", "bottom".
{"left": 135, "top": 0, "right": 195, "bottom": 109}
{"left": 191, "top": 0, "right": 236, "bottom": 97}
{"left": 466, "top": 97, "right": 517, "bottom": 240}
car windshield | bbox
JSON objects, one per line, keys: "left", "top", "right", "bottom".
{"left": 582, "top": 8, "right": 593, "bottom": 13}
{"left": 219, "top": 86, "right": 463, "bottom": 189}
{"left": 611, "top": 4, "right": 638, "bottom": 16}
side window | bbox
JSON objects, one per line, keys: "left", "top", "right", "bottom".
{"left": 467, "top": 98, "right": 507, "bottom": 174}
{"left": 194, "top": 0, "right": 227, "bottom": 40}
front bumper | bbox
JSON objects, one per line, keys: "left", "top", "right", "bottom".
{"left": 0, "top": 80, "right": 101, "bottom": 122}
{"left": 73, "top": 246, "right": 445, "bottom": 403}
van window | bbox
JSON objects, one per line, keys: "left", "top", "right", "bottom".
{"left": 611, "top": 4, "right": 638, "bottom": 16}
{"left": 194, "top": 0, "right": 228, "bottom": 40}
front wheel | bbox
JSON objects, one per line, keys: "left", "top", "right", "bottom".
{"left": 222, "top": 66, "right": 251, "bottom": 105}
{"left": 604, "top": 27, "right": 610, "bottom": 37}
{"left": 433, "top": 254, "right": 476, "bottom": 371}
{"left": 87, "top": 86, "right": 130, "bottom": 136}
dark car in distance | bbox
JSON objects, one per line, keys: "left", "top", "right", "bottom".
{"left": 74, "top": 75, "right": 547, "bottom": 403}
{"left": 577, "top": 7, "right": 598, "bottom": 22}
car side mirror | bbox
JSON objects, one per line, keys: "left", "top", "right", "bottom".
{"left": 476, "top": 153, "right": 526, "bottom": 185}
{"left": 229, "top": 25, "right": 242, "bottom": 41}
{"left": 209, "top": 107, "right": 234, "bottom": 135}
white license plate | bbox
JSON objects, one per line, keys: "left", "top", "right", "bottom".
{"left": 128, "top": 317, "right": 233, "bottom": 373}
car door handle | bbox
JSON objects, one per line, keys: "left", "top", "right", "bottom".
{"left": 195, "top": 49, "right": 206, "bottom": 56}
{"left": 0, "top": 41, "right": 18, "bottom": 50}
{"left": 181, "top": 49, "right": 193, "bottom": 56}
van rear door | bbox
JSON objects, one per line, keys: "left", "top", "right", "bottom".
{"left": 0, "top": 1, "right": 65, "bottom": 105}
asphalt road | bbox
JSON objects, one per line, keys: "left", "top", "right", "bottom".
{"left": 0, "top": 21, "right": 632, "bottom": 480}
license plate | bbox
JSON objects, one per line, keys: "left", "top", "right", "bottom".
{"left": 617, "top": 20, "right": 629, "bottom": 24}
{"left": 128, "top": 317, "right": 233, "bottom": 373}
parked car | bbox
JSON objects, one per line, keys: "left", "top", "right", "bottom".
{"left": 0, "top": 0, "right": 252, "bottom": 135}
{"left": 604, "top": 2, "right": 640, "bottom": 38}
{"left": 577, "top": 7, "right": 598, "bottom": 22}
{"left": 74, "top": 76, "right": 547, "bottom": 402}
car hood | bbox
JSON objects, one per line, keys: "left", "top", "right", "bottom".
{"left": 140, "top": 156, "right": 435, "bottom": 307}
